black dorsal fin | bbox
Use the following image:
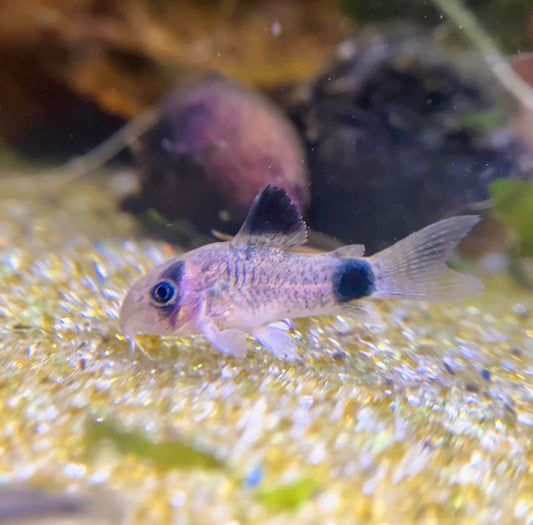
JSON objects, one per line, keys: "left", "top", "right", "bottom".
{"left": 232, "top": 186, "right": 308, "bottom": 247}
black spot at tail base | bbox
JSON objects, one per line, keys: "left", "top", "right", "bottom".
{"left": 333, "top": 259, "right": 375, "bottom": 303}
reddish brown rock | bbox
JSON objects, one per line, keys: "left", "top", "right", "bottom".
{"left": 129, "top": 77, "right": 309, "bottom": 233}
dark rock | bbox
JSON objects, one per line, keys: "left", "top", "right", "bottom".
{"left": 280, "top": 26, "right": 532, "bottom": 252}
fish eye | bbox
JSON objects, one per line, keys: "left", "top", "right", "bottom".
{"left": 150, "top": 280, "right": 178, "bottom": 306}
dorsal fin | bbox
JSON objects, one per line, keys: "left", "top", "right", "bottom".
{"left": 307, "top": 230, "right": 344, "bottom": 251}
{"left": 211, "top": 229, "right": 234, "bottom": 241}
{"left": 332, "top": 244, "right": 366, "bottom": 258}
{"left": 232, "top": 186, "right": 307, "bottom": 247}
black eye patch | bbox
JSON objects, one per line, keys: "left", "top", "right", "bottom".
{"left": 160, "top": 260, "right": 185, "bottom": 283}
{"left": 150, "top": 261, "right": 185, "bottom": 325}
{"left": 150, "top": 280, "right": 177, "bottom": 305}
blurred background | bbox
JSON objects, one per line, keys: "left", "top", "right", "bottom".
{"left": 0, "top": 0, "right": 532, "bottom": 268}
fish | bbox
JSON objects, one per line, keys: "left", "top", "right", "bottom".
{"left": 120, "top": 186, "right": 483, "bottom": 360}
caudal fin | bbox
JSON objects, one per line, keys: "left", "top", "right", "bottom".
{"left": 368, "top": 216, "right": 483, "bottom": 302}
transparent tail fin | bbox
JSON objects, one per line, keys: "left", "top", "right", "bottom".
{"left": 369, "top": 216, "right": 483, "bottom": 302}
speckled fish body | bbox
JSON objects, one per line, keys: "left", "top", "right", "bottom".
{"left": 124, "top": 244, "right": 346, "bottom": 333}
{"left": 120, "top": 186, "right": 483, "bottom": 360}
{"left": 197, "top": 245, "right": 337, "bottom": 328}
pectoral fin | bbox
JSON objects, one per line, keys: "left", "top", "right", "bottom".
{"left": 253, "top": 320, "right": 299, "bottom": 361}
{"left": 199, "top": 317, "right": 250, "bottom": 358}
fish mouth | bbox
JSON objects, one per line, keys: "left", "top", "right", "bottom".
{"left": 118, "top": 304, "right": 136, "bottom": 340}
{"left": 118, "top": 287, "right": 143, "bottom": 339}
{"left": 118, "top": 320, "right": 134, "bottom": 341}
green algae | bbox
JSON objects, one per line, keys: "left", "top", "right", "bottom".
{"left": 87, "top": 420, "right": 224, "bottom": 472}
{"left": 255, "top": 477, "right": 319, "bottom": 511}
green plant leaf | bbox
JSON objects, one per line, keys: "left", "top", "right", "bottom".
{"left": 87, "top": 420, "right": 224, "bottom": 471}
{"left": 255, "top": 478, "right": 319, "bottom": 512}
{"left": 490, "top": 179, "right": 533, "bottom": 256}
